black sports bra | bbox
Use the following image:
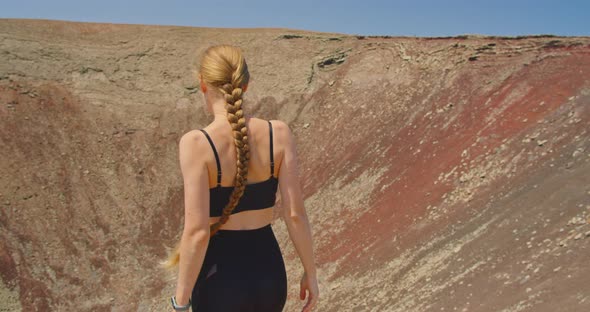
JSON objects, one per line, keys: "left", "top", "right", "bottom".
{"left": 199, "top": 120, "right": 279, "bottom": 217}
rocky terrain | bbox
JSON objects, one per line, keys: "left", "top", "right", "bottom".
{"left": 1, "top": 18, "right": 589, "bottom": 311}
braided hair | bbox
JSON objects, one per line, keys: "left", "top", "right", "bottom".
{"left": 210, "top": 82, "right": 249, "bottom": 235}
{"left": 161, "top": 44, "right": 250, "bottom": 270}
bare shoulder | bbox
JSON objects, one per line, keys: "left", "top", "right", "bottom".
{"left": 178, "top": 130, "right": 208, "bottom": 155}
{"left": 179, "top": 129, "right": 205, "bottom": 145}
{"left": 268, "top": 119, "right": 292, "bottom": 142}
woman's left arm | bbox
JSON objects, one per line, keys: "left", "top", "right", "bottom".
{"left": 174, "top": 131, "right": 212, "bottom": 306}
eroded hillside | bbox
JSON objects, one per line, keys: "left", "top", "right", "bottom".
{"left": 1, "top": 19, "right": 589, "bottom": 311}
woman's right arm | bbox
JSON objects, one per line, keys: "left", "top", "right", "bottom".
{"left": 275, "top": 120, "right": 317, "bottom": 277}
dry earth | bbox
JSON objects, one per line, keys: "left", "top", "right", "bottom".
{"left": 1, "top": 19, "right": 589, "bottom": 311}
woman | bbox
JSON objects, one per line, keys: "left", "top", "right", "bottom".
{"left": 161, "top": 44, "right": 319, "bottom": 312}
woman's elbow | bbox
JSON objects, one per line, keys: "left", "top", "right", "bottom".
{"left": 182, "top": 226, "right": 210, "bottom": 243}
{"left": 286, "top": 209, "right": 309, "bottom": 223}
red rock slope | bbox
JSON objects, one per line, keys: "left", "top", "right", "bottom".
{"left": 1, "top": 19, "right": 589, "bottom": 311}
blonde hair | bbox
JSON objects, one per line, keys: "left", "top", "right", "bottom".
{"left": 160, "top": 44, "right": 251, "bottom": 271}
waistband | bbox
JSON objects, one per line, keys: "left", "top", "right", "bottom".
{"left": 212, "top": 222, "right": 273, "bottom": 238}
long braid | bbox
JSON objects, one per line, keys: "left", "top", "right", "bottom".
{"left": 161, "top": 44, "right": 250, "bottom": 271}
{"left": 209, "top": 81, "right": 250, "bottom": 236}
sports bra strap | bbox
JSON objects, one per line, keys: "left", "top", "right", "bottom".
{"left": 199, "top": 129, "right": 222, "bottom": 186}
{"left": 268, "top": 120, "right": 274, "bottom": 178}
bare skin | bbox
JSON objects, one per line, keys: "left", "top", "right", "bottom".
{"left": 201, "top": 113, "right": 281, "bottom": 231}
{"left": 173, "top": 77, "right": 319, "bottom": 311}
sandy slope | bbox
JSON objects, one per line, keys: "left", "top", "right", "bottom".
{"left": 1, "top": 18, "right": 589, "bottom": 311}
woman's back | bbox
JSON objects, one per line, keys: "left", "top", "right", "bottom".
{"left": 190, "top": 116, "right": 290, "bottom": 311}
{"left": 199, "top": 116, "right": 284, "bottom": 230}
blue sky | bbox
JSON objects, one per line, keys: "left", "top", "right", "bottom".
{"left": 2, "top": 0, "right": 588, "bottom": 37}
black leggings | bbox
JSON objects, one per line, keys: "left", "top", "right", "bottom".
{"left": 191, "top": 223, "right": 288, "bottom": 311}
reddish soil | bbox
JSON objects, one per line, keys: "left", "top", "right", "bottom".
{"left": 1, "top": 19, "right": 589, "bottom": 311}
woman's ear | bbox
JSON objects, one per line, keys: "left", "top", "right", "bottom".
{"left": 243, "top": 83, "right": 248, "bottom": 92}
{"left": 200, "top": 79, "right": 207, "bottom": 93}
